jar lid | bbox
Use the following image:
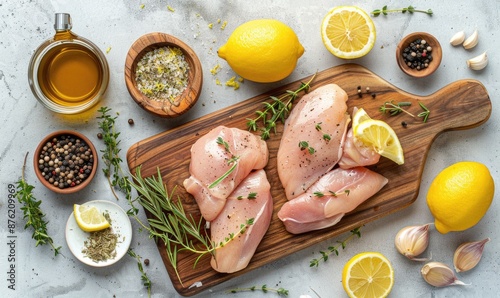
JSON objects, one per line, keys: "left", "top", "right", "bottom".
{"left": 54, "top": 13, "right": 72, "bottom": 31}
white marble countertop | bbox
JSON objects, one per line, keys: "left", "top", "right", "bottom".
{"left": 1, "top": 1, "right": 498, "bottom": 297}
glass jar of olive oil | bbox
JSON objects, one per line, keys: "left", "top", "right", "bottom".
{"left": 28, "top": 13, "right": 109, "bottom": 114}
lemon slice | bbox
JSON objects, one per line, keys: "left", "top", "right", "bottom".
{"left": 342, "top": 252, "right": 394, "bottom": 298}
{"left": 354, "top": 119, "right": 404, "bottom": 165}
{"left": 74, "top": 204, "right": 110, "bottom": 232}
{"left": 321, "top": 6, "right": 376, "bottom": 59}
{"left": 352, "top": 107, "right": 372, "bottom": 131}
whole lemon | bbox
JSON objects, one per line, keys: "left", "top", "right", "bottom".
{"left": 426, "top": 161, "right": 494, "bottom": 234}
{"left": 217, "top": 19, "right": 304, "bottom": 83}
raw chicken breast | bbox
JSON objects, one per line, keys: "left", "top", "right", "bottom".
{"left": 210, "top": 169, "right": 273, "bottom": 273}
{"left": 277, "top": 84, "right": 349, "bottom": 200}
{"left": 338, "top": 128, "right": 380, "bottom": 169}
{"left": 184, "top": 126, "right": 268, "bottom": 221}
{"left": 277, "top": 167, "right": 388, "bottom": 234}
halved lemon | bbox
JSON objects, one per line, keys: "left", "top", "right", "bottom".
{"left": 321, "top": 6, "right": 376, "bottom": 59}
{"left": 73, "top": 204, "right": 110, "bottom": 232}
{"left": 352, "top": 107, "right": 372, "bottom": 131}
{"left": 354, "top": 119, "right": 404, "bottom": 165}
{"left": 342, "top": 252, "right": 394, "bottom": 298}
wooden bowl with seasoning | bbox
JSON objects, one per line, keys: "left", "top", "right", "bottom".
{"left": 125, "top": 32, "right": 203, "bottom": 118}
{"left": 33, "top": 130, "right": 98, "bottom": 194}
{"left": 396, "top": 32, "right": 442, "bottom": 78}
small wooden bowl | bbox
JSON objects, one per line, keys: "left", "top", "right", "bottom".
{"left": 396, "top": 32, "right": 442, "bottom": 78}
{"left": 33, "top": 130, "right": 98, "bottom": 194}
{"left": 125, "top": 32, "right": 203, "bottom": 118}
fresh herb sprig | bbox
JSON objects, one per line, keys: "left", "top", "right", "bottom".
{"left": 379, "top": 101, "right": 431, "bottom": 123}
{"left": 310, "top": 227, "right": 362, "bottom": 267}
{"left": 379, "top": 101, "right": 414, "bottom": 117}
{"left": 97, "top": 107, "right": 132, "bottom": 206}
{"left": 128, "top": 248, "right": 152, "bottom": 298}
{"left": 128, "top": 167, "right": 254, "bottom": 285}
{"left": 299, "top": 141, "right": 315, "bottom": 154}
{"left": 15, "top": 152, "right": 61, "bottom": 256}
{"left": 418, "top": 102, "right": 431, "bottom": 123}
{"left": 372, "top": 5, "right": 433, "bottom": 17}
{"left": 315, "top": 122, "right": 332, "bottom": 142}
{"left": 247, "top": 74, "right": 316, "bottom": 140}
{"left": 209, "top": 137, "right": 240, "bottom": 189}
{"left": 228, "top": 284, "right": 289, "bottom": 296}
{"left": 313, "top": 190, "right": 350, "bottom": 198}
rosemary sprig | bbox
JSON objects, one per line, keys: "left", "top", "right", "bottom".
{"left": 372, "top": 5, "right": 433, "bottom": 17}
{"left": 128, "top": 166, "right": 254, "bottom": 285}
{"left": 310, "top": 227, "right": 362, "bottom": 267}
{"left": 97, "top": 107, "right": 133, "bottom": 207}
{"left": 379, "top": 100, "right": 431, "bottom": 123}
{"left": 379, "top": 101, "right": 414, "bottom": 117}
{"left": 418, "top": 102, "right": 430, "bottom": 123}
{"left": 247, "top": 74, "right": 316, "bottom": 140}
{"left": 228, "top": 284, "right": 289, "bottom": 296}
{"left": 15, "top": 152, "right": 61, "bottom": 256}
{"left": 128, "top": 248, "right": 152, "bottom": 298}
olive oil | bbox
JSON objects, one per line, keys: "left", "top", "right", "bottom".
{"left": 37, "top": 44, "right": 103, "bottom": 107}
{"left": 28, "top": 13, "right": 109, "bottom": 114}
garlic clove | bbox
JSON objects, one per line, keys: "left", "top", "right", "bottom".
{"left": 450, "top": 31, "right": 466, "bottom": 46}
{"left": 467, "top": 51, "right": 488, "bottom": 70}
{"left": 453, "top": 237, "right": 490, "bottom": 272}
{"left": 463, "top": 30, "right": 479, "bottom": 49}
{"left": 394, "top": 224, "right": 431, "bottom": 261}
{"left": 421, "top": 262, "right": 468, "bottom": 287}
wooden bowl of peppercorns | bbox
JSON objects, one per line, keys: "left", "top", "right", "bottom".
{"left": 33, "top": 130, "right": 98, "bottom": 194}
{"left": 124, "top": 32, "right": 203, "bottom": 118}
{"left": 396, "top": 32, "right": 442, "bottom": 78}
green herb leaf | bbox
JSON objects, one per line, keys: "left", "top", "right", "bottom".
{"left": 372, "top": 5, "right": 433, "bottom": 17}
{"left": 310, "top": 227, "right": 362, "bottom": 267}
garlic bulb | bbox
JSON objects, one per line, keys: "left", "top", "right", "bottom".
{"left": 453, "top": 238, "right": 490, "bottom": 272}
{"left": 463, "top": 30, "right": 479, "bottom": 49}
{"left": 421, "top": 262, "right": 467, "bottom": 287}
{"left": 449, "top": 31, "right": 465, "bottom": 46}
{"left": 467, "top": 52, "right": 488, "bottom": 70}
{"left": 394, "top": 224, "right": 431, "bottom": 261}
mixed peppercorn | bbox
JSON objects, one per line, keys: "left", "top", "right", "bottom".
{"left": 402, "top": 38, "right": 433, "bottom": 70}
{"left": 37, "top": 135, "right": 94, "bottom": 189}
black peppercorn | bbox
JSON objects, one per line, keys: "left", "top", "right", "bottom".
{"left": 128, "top": 119, "right": 134, "bottom": 125}
{"left": 144, "top": 259, "right": 150, "bottom": 266}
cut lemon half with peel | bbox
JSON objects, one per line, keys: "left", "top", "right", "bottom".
{"left": 354, "top": 119, "right": 404, "bottom": 165}
{"left": 321, "top": 6, "right": 376, "bottom": 59}
{"left": 342, "top": 252, "right": 394, "bottom": 298}
{"left": 74, "top": 204, "right": 110, "bottom": 232}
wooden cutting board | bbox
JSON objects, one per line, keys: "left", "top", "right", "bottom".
{"left": 126, "top": 63, "right": 491, "bottom": 296}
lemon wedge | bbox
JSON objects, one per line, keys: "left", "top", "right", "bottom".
{"left": 321, "top": 6, "right": 376, "bottom": 59}
{"left": 73, "top": 204, "right": 110, "bottom": 232}
{"left": 342, "top": 252, "right": 394, "bottom": 298}
{"left": 351, "top": 107, "right": 372, "bottom": 131}
{"left": 354, "top": 119, "right": 404, "bottom": 165}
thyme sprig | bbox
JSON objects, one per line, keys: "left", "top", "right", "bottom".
{"left": 97, "top": 107, "right": 132, "bottom": 206}
{"left": 315, "top": 122, "right": 331, "bottom": 142}
{"left": 128, "top": 166, "right": 254, "bottom": 285}
{"left": 128, "top": 248, "right": 152, "bottom": 298}
{"left": 310, "top": 227, "right": 362, "bottom": 267}
{"left": 372, "top": 5, "right": 433, "bottom": 17}
{"left": 247, "top": 74, "right": 316, "bottom": 140}
{"left": 15, "top": 152, "right": 61, "bottom": 256}
{"left": 209, "top": 137, "right": 240, "bottom": 189}
{"left": 228, "top": 284, "right": 289, "bottom": 296}
{"left": 313, "top": 190, "right": 350, "bottom": 198}
{"left": 299, "top": 141, "right": 315, "bottom": 154}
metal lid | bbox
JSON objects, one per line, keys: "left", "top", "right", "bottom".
{"left": 54, "top": 13, "right": 72, "bottom": 31}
